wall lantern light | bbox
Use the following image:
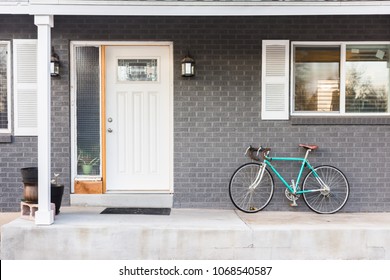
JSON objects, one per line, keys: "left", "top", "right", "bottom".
{"left": 51, "top": 47, "right": 60, "bottom": 77}
{"left": 181, "top": 52, "right": 195, "bottom": 77}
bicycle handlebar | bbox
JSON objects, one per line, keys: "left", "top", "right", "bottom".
{"left": 245, "top": 145, "right": 271, "bottom": 161}
{"left": 261, "top": 147, "right": 271, "bottom": 160}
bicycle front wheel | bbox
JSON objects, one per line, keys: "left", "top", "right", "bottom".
{"left": 229, "top": 162, "right": 274, "bottom": 213}
{"left": 302, "top": 165, "right": 349, "bottom": 214}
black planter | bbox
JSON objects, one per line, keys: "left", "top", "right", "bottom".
{"left": 20, "top": 167, "right": 38, "bottom": 184}
{"left": 51, "top": 184, "right": 64, "bottom": 215}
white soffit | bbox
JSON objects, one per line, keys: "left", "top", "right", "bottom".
{"left": 1, "top": 1, "right": 390, "bottom": 16}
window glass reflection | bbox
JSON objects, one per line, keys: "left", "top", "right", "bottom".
{"left": 346, "top": 45, "right": 389, "bottom": 113}
{"left": 294, "top": 46, "right": 340, "bottom": 112}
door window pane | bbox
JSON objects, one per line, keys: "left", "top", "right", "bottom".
{"left": 294, "top": 46, "right": 340, "bottom": 112}
{"left": 118, "top": 59, "right": 158, "bottom": 82}
{"left": 75, "top": 46, "right": 100, "bottom": 176}
{"left": 346, "top": 44, "right": 389, "bottom": 113}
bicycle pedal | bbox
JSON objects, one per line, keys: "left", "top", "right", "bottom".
{"left": 290, "top": 202, "right": 298, "bottom": 207}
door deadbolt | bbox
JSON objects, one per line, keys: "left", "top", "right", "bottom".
{"left": 108, "top": 117, "right": 113, "bottom": 123}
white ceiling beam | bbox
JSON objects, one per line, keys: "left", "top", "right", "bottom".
{"left": 1, "top": 1, "right": 390, "bottom": 16}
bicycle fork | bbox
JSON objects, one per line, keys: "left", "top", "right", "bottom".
{"left": 249, "top": 164, "right": 267, "bottom": 190}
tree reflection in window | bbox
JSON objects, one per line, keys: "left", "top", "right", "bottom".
{"left": 346, "top": 45, "right": 389, "bottom": 113}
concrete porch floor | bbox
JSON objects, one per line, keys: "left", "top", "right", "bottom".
{"left": 2, "top": 207, "right": 390, "bottom": 260}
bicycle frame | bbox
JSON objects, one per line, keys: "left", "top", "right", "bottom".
{"left": 231, "top": 145, "right": 350, "bottom": 214}
{"left": 255, "top": 150, "right": 328, "bottom": 195}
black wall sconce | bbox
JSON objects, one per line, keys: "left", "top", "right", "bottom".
{"left": 51, "top": 46, "right": 60, "bottom": 77}
{"left": 181, "top": 52, "right": 195, "bottom": 77}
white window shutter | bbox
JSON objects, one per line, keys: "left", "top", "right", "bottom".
{"left": 13, "top": 40, "right": 38, "bottom": 136}
{"left": 261, "top": 40, "right": 290, "bottom": 120}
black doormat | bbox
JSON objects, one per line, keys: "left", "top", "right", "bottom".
{"left": 100, "top": 207, "right": 171, "bottom": 215}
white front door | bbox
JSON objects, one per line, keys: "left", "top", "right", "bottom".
{"left": 105, "top": 45, "right": 172, "bottom": 192}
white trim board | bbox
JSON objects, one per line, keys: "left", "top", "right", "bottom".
{"left": 1, "top": 1, "right": 390, "bottom": 16}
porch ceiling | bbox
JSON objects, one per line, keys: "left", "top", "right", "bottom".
{"left": 1, "top": 1, "right": 390, "bottom": 16}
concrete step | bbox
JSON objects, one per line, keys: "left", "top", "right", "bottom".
{"left": 2, "top": 208, "right": 390, "bottom": 259}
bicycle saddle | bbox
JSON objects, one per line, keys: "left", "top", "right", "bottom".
{"left": 299, "top": 144, "right": 318, "bottom": 150}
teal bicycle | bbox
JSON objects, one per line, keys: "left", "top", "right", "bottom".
{"left": 229, "top": 144, "right": 349, "bottom": 214}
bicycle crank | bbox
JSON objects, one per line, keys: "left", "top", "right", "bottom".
{"left": 285, "top": 189, "right": 300, "bottom": 207}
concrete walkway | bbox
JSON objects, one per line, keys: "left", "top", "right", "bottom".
{"left": 2, "top": 207, "right": 390, "bottom": 259}
{"left": 0, "top": 211, "right": 20, "bottom": 259}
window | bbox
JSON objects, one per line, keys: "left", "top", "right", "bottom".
{"left": 345, "top": 44, "right": 389, "bottom": 113}
{"left": 74, "top": 46, "right": 101, "bottom": 177}
{"left": 117, "top": 59, "right": 158, "bottom": 82}
{"left": 0, "top": 41, "right": 10, "bottom": 133}
{"left": 292, "top": 42, "right": 390, "bottom": 115}
{"left": 294, "top": 46, "right": 340, "bottom": 112}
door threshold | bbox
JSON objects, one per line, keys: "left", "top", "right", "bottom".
{"left": 105, "top": 190, "right": 172, "bottom": 194}
{"left": 71, "top": 193, "right": 173, "bottom": 208}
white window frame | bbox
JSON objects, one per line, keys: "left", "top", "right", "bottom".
{"left": 0, "top": 41, "right": 11, "bottom": 133}
{"left": 291, "top": 41, "right": 390, "bottom": 117}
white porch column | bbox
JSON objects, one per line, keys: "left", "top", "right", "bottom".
{"left": 34, "top": 15, "right": 54, "bottom": 225}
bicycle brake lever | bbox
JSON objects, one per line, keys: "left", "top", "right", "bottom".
{"left": 245, "top": 146, "right": 251, "bottom": 156}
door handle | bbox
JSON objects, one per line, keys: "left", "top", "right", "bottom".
{"left": 107, "top": 128, "right": 113, "bottom": 133}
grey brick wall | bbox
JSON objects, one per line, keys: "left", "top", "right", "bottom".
{"left": 0, "top": 15, "right": 71, "bottom": 211}
{"left": 1, "top": 14, "right": 390, "bottom": 212}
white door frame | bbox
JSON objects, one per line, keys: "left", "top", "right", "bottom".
{"left": 70, "top": 41, "right": 174, "bottom": 194}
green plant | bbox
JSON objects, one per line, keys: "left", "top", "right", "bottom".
{"left": 77, "top": 150, "right": 100, "bottom": 166}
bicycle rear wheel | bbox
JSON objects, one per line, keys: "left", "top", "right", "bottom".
{"left": 302, "top": 165, "right": 349, "bottom": 214}
{"left": 229, "top": 162, "right": 274, "bottom": 213}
